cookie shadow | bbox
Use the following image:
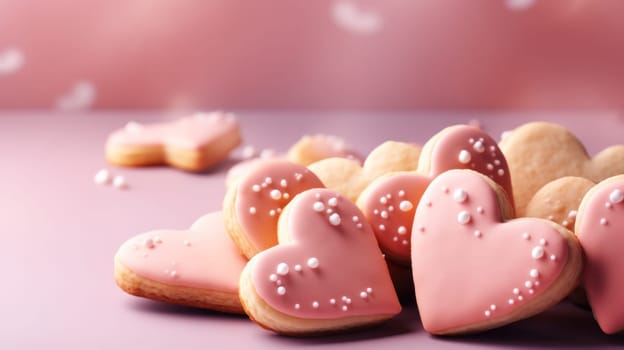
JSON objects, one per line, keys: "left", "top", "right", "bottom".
{"left": 127, "top": 298, "right": 245, "bottom": 320}
{"left": 440, "top": 302, "right": 624, "bottom": 348}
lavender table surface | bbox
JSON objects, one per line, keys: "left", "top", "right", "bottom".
{"left": 2, "top": 111, "right": 624, "bottom": 349}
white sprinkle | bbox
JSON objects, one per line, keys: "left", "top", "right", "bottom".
{"left": 277, "top": 286, "right": 286, "bottom": 295}
{"left": 532, "top": 246, "right": 545, "bottom": 259}
{"left": 453, "top": 189, "right": 468, "bottom": 203}
{"left": 276, "top": 263, "right": 289, "bottom": 276}
{"left": 474, "top": 230, "right": 482, "bottom": 238}
{"left": 249, "top": 207, "right": 257, "bottom": 215}
{"left": 94, "top": 169, "right": 111, "bottom": 185}
{"left": 328, "top": 197, "right": 338, "bottom": 207}
{"left": 399, "top": 200, "right": 413, "bottom": 212}
{"left": 494, "top": 159, "right": 501, "bottom": 166}
{"left": 378, "top": 224, "right": 386, "bottom": 231}
{"left": 490, "top": 304, "right": 497, "bottom": 311}
{"left": 294, "top": 264, "right": 302, "bottom": 272}
{"left": 294, "top": 303, "right": 300, "bottom": 310}
{"left": 469, "top": 138, "right": 475, "bottom": 144}
{"left": 269, "top": 209, "right": 276, "bottom": 216}
{"left": 277, "top": 208, "right": 282, "bottom": 213}
{"left": 283, "top": 193, "right": 290, "bottom": 199}
{"left": 379, "top": 196, "right": 388, "bottom": 204}
{"left": 568, "top": 210, "right": 577, "bottom": 218}
{"left": 326, "top": 208, "right": 333, "bottom": 215}
{"left": 539, "top": 238, "right": 547, "bottom": 246}
{"left": 486, "top": 163, "right": 494, "bottom": 170}
{"left": 380, "top": 210, "right": 389, "bottom": 219}
{"left": 525, "top": 281, "right": 533, "bottom": 288}
{"left": 600, "top": 218, "right": 608, "bottom": 226}
{"left": 330, "top": 298, "right": 336, "bottom": 305}
{"left": 252, "top": 184, "right": 261, "bottom": 192}
{"left": 144, "top": 238, "right": 155, "bottom": 249}
{"left": 366, "top": 287, "right": 373, "bottom": 293}
{"left": 497, "top": 169, "right": 505, "bottom": 176}
{"left": 342, "top": 305, "right": 348, "bottom": 311}
{"left": 397, "top": 226, "right": 407, "bottom": 235}
{"left": 294, "top": 173, "right": 303, "bottom": 181}
{"left": 609, "top": 189, "right": 623, "bottom": 204}
{"left": 529, "top": 289, "right": 535, "bottom": 294}
{"left": 388, "top": 206, "right": 394, "bottom": 212}
{"left": 386, "top": 194, "right": 392, "bottom": 199}
{"left": 329, "top": 213, "right": 341, "bottom": 226}
{"left": 112, "top": 175, "right": 127, "bottom": 189}
{"left": 398, "top": 190, "right": 405, "bottom": 197}
{"left": 477, "top": 207, "right": 484, "bottom": 214}
{"left": 269, "top": 274, "right": 278, "bottom": 282}
{"left": 522, "top": 232, "right": 531, "bottom": 240}
{"left": 508, "top": 299, "right": 515, "bottom": 305}
{"left": 345, "top": 298, "right": 352, "bottom": 304}
{"left": 352, "top": 216, "right": 359, "bottom": 222}
{"left": 530, "top": 269, "right": 539, "bottom": 278}
{"left": 402, "top": 240, "right": 409, "bottom": 245}
{"left": 312, "top": 301, "right": 319, "bottom": 309}
{"left": 356, "top": 223, "right": 363, "bottom": 229}
{"left": 264, "top": 177, "right": 272, "bottom": 184}
{"left": 270, "top": 189, "right": 282, "bottom": 200}
{"left": 280, "top": 179, "right": 288, "bottom": 188}
{"left": 606, "top": 202, "right": 613, "bottom": 209}
{"left": 307, "top": 257, "right": 320, "bottom": 269}
{"left": 170, "top": 270, "right": 178, "bottom": 278}
{"left": 513, "top": 288, "right": 520, "bottom": 295}
{"left": 562, "top": 220, "right": 569, "bottom": 227}
{"left": 518, "top": 295, "right": 524, "bottom": 301}
{"left": 485, "top": 310, "right": 491, "bottom": 317}
{"left": 458, "top": 150, "right": 472, "bottom": 164}
{"left": 313, "top": 201, "right": 325, "bottom": 212}
{"left": 550, "top": 254, "right": 557, "bottom": 261}
{"left": 473, "top": 141, "right": 485, "bottom": 153}
{"left": 457, "top": 211, "right": 471, "bottom": 225}
{"left": 373, "top": 209, "right": 379, "bottom": 215}
{"left": 360, "top": 291, "right": 368, "bottom": 299}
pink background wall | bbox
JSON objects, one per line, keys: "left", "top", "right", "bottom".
{"left": 0, "top": 0, "right": 623, "bottom": 110}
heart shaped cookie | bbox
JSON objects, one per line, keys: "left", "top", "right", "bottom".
{"left": 411, "top": 169, "right": 583, "bottom": 335}
{"left": 357, "top": 125, "right": 513, "bottom": 265}
{"left": 500, "top": 122, "right": 624, "bottom": 216}
{"left": 106, "top": 112, "right": 241, "bottom": 172}
{"left": 114, "top": 211, "right": 247, "bottom": 313}
{"left": 308, "top": 141, "right": 421, "bottom": 202}
{"left": 223, "top": 160, "right": 325, "bottom": 258}
{"left": 239, "top": 188, "right": 402, "bottom": 335}
{"left": 525, "top": 176, "right": 595, "bottom": 231}
{"left": 575, "top": 175, "right": 624, "bottom": 334}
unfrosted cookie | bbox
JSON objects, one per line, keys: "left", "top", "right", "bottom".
{"left": 411, "top": 169, "right": 583, "bottom": 335}
{"left": 287, "top": 134, "right": 363, "bottom": 166}
{"left": 239, "top": 188, "right": 401, "bottom": 335}
{"left": 525, "top": 176, "right": 595, "bottom": 231}
{"left": 114, "top": 211, "right": 246, "bottom": 313}
{"left": 106, "top": 112, "right": 241, "bottom": 172}
{"left": 308, "top": 141, "right": 421, "bottom": 202}
{"left": 223, "top": 159, "right": 325, "bottom": 259}
{"left": 575, "top": 175, "right": 624, "bottom": 334}
{"left": 500, "top": 122, "right": 624, "bottom": 216}
{"left": 356, "top": 125, "right": 513, "bottom": 265}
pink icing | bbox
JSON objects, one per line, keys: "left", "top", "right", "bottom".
{"left": 359, "top": 173, "right": 429, "bottom": 265}
{"left": 249, "top": 188, "right": 401, "bottom": 318}
{"left": 411, "top": 169, "right": 568, "bottom": 334}
{"left": 106, "top": 112, "right": 240, "bottom": 150}
{"left": 576, "top": 176, "right": 624, "bottom": 334}
{"left": 115, "top": 211, "right": 246, "bottom": 292}
{"left": 234, "top": 160, "right": 325, "bottom": 252}
{"left": 359, "top": 125, "right": 513, "bottom": 264}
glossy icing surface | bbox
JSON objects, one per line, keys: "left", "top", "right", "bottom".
{"left": 411, "top": 170, "right": 568, "bottom": 334}
{"left": 576, "top": 175, "right": 624, "bottom": 334}
{"left": 106, "top": 112, "right": 239, "bottom": 150}
{"left": 250, "top": 188, "right": 401, "bottom": 318}
{"left": 234, "top": 160, "right": 325, "bottom": 252}
{"left": 115, "top": 211, "right": 246, "bottom": 292}
{"left": 359, "top": 125, "right": 513, "bottom": 264}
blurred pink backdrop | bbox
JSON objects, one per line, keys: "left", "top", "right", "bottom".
{"left": 0, "top": 0, "right": 623, "bottom": 110}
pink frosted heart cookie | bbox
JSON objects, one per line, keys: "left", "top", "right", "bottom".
{"left": 223, "top": 160, "right": 325, "bottom": 259}
{"left": 114, "top": 211, "right": 247, "bottom": 313}
{"left": 239, "top": 188, "right": 402, "bottom": 335}
{"left": 106, "top": 112, "right": 241, "bottom": 172}
{"left": 575, "top": 175, "right": 624, "bottom": 334}
{"left": 357, "top": 125, "right": 513, "bottom": 265}
{"left": 411, "top": 169, "right": 583, "bottom": 335}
